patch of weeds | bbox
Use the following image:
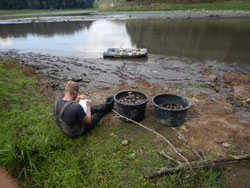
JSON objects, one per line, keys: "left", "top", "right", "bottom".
{"left": 204, "top": 151, "right": 216, "bottom": 161}
{"left": 223, "top": 145, "right": 242, "bottom": 156}
{"left": 170, "top": 83, "right": 187, "bottom": 90}
{"left": 170, "top": 82, "right": 210, "bottom": 91}
{"left": 131, "top": 85, "right": 137, "bottom": 89}
{"left": 155, "top": 167, "right": 224, "bottom": 188}
{"left": 186, "top": 82, "right": 210, "bottom": 88}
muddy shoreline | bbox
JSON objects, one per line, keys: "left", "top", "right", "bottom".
{"left": 0, "top": 49, "right": 208, "bottom": 91}
{"left": 0, "top": 49, "right": 249, "bottom": 124}
{"left": 1, "top": 10, "right": 250, "bottom": 24}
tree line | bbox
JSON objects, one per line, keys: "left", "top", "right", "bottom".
{"left": 0, "top": 0, "right": 94, "bottom": 10}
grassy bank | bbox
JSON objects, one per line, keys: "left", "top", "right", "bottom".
{"left": 100, "top": 2, "right": 250, "bottom": 11}
{"left": 0, "top": 59, "right": 225, "bottom": 187}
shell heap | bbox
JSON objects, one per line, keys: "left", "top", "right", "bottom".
{"left": 118, "top": 92, "right": 146, "bottom": 105}
{"left": 159, "top": 103, "right": 184, "bottom": 110}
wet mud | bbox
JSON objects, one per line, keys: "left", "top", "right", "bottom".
{"left": 0, "top": 49, "right": 210, "bottom": 91}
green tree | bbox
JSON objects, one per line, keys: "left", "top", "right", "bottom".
{"left": 0, "top": 0, "right": 95, "bottom": 9}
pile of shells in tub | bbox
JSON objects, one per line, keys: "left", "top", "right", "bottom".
{"left": 159, "top": 103, "right": 184, "bottom": 110}
{"left": 117, "top": 92, "right": 146, "bottom": 105}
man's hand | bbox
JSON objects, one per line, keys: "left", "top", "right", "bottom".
{"left": 79, "top": 94, "right": 88, "bottom": 100}
{"left": 83, "top": 99, "right": 92, "bottom": 124}
{"left": 75, "top": 94, "right": 88, "bottom": 102}
{"left": 86, "top": 99, "right": 92, "bottom": 107}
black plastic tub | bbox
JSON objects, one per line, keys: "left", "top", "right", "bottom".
{"left": 114, "top": 90, "right": 148, "bottom": 122}
{"left": 152, "top": 94, "right": 191, "bottom": 126}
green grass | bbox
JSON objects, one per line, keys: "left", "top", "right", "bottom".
{"left": 170, "top": 82, "right": 210, "bottom": 91}
{"left": 0, "top": 59, "right": 226, "bottom": 187}
{"left": 100, "top": 2, "right": 250, "bottom": 11}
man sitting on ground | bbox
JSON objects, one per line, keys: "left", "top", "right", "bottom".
{"left": 53, "top": 81, "right": 114, "bottom": 137}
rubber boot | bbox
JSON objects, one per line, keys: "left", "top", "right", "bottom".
{"left": 105, "top": 96, "right": 115, "bottom": 108}
{"left": 91, "top": 96, "right": 114, "bottom": 113}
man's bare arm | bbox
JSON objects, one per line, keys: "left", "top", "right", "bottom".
{"left": 82, "top": 100, "right": 91, "bottom": 124}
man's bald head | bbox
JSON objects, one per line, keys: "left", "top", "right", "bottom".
{"left": 65, "top": 81, "right": 79, "bottom": 97}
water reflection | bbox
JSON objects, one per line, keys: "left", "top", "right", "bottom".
{"left": 0, "top": 38, "right": 12, "bottom": 47}
{"left": 0, "top": 20, "right": 135, "bottom": 57}
{"left": 73, "top": 20, "right": 135, "bottom": 53}
{"left": 125, "top": 18, "right": 250, "bottom": 65}
{"left": 0, "top": 21, "right": 92, "bottom": 38}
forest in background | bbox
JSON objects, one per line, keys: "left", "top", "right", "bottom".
{"left": 1, "top": 0, "right": 250, "bottom": 10}
{"left": 1, "top": 0, "right": 249, "bottom": 10}
{"left": 0, "top": 0, "right": 95, "bottom": 9}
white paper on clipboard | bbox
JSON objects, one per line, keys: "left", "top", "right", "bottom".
{"left": 79, "top": 99, "right": 88, "bottom": 112}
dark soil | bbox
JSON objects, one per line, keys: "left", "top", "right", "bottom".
{"left": 117, "top": 91, "right": 146, "bottom": 105}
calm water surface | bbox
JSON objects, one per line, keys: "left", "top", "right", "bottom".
{"left": 0, "top": 18, "right": 250, "bottom": 65}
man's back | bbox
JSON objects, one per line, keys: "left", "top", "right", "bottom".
{"left": 53, "top": 98, "right": 86, "bottom": 136}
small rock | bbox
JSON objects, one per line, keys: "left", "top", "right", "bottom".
{"left": 178, "top": 134, "right": 184, "bottom": 140}
{"left": 246, "top": 99, "right": 250, "bottom": 105}
{"left": 82, "top": 78, "right": 90, "bottom": 83}
{"left": 72, "top": 74, "right": 82, "bottom": 82}
{"left": 163, "top": 86, "right": 169, "bottom": 91}
{"left": 72, "top": 62, "right": 82, "bottom": 66}
{"left": 48, "top": 68, "right": 57, "bottom": 73}
{"left": 235, "top": 101, "right": 242, "bottom": 107}
{"left": 222, "top": 142, "right": 231, "bottom": 148}
{"left": 207, "top": 82, "right": 216, "bottom": 88}
{"left": 129, "top": 153, "right": 136, "bottom": 157}
{"left": 208, "top": 74, "right": 217, "bottom": 81}
{"left": 242, "top": 100, "right": 250, "bottom": 108}
{"left": 122, "top": 140, "right": 129, "bottom": 146}
{"left": 209, "top": 96, "right": 217, "bottom": 101}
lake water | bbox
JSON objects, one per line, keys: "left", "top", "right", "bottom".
{"left": 0, "top": 18, "right": 250, "bottom": 65}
